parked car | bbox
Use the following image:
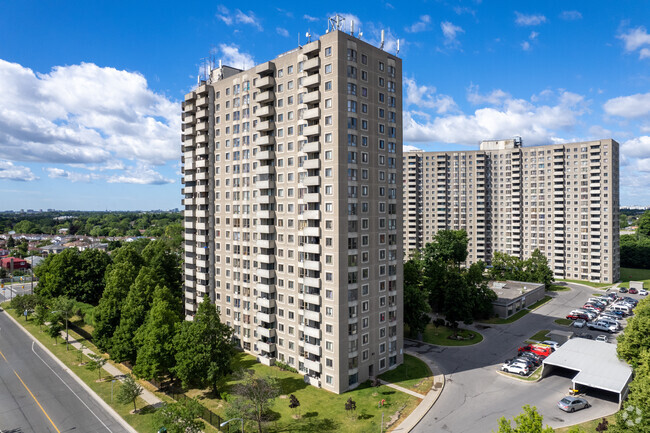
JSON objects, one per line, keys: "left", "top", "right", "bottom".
{"left": 623, "top": 297, "right": 638, "bottom": 306}
{"left": 566, "top": 313, "right": 589, "bottom": 321}
{"left": 518, "top": 345, "right": 552, "bottom": 358}
{"left": 502, "top": 363, "right": 529, "bottom": 376}
{"left": 605, "top": 293, "right": 618, "bottom": 301}
{"left": 640, "top": 289, "right": 648, "bottom": 296}
{"left": 518, "top": 352, "right": 543, "bottom": 366}
{"left": 587, "top": 321, "right": 617, "bottom": 333}
{"left": 541, "top": 340, "right": 560, "bottom": 350}
{"left": 595, "top": 335, "right": 609, "bottom": 342}
{"left": 600, "top": 313, "right": 623, "bottom": 322}
{"left": 573, "top": 319, "right": 586, "bottom": 328}
{"left": 583, "top": 303, "right": 603, "bottom": 311}
{"left": 505, "top": 357, "right": 536, "bottom": 369}
{"left": 619, "top": 287, "right": 628, "bottom": 293}
{"left": 558, "top": 396, "right": 590, "bottom": 412}
{"left": 629, "top": 288, "right": 639, "bottom": 295}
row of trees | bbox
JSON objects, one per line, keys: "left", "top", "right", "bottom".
{"left": 404, "top": 230, "right": 555, "bottom": 336}
{"left": 620, "top": 235, "right": 650, "bottom": 269}
{"left": 0, "top": 211, "right": 182, "bottom": 238}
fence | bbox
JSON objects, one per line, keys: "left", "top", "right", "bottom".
{"left": 163, "top": 386, "right": 224, "bottom": 430}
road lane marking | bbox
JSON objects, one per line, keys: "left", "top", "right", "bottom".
{"left": 0, "top": 349, "right": 7, "bottom": 362}
{"left": 13, "top": 368, "right": 62, "bottom": 433}
{"left": 31, "top": 342, "right": 113, "bottom": 432}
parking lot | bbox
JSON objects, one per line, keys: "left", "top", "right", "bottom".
{"left": 410, "top": 282, "right": 638, "bottom": 433}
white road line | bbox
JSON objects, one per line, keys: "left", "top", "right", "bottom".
{"left": 31, "top": 341, "right": 113, "bottom": 432}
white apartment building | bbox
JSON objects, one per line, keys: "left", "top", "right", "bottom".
{"left": 181, "top": 25, "right": 404, "bottom": 394}
{"left": 403, "top": 138, "right": 620, "bottom": 283}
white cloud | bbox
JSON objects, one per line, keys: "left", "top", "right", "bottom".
{"left": 218, "top": 44, "right": 255, "bottom": 69}
{"left": 529, "top": 31, "right": 539, "bottom": 40}
{"left": 406, "top": 15, "right": 431, "bottom": 33}
{"left": 454, "top": 6, "right": 476, "bottom": 16}
{"left": 276, "top": 27, "right": 289, "bottom": 37}
{"left": 0, "top": 59, "right": 179, "bottom": 167}
{"left": 304, "top": 14, "right": 319, "bottom": 22}
{"left": 404, "top": 77, "right": 457, "bottom": 114}
{"left": 559, "top": 11, "right": 582, "bottom": 21}
{"left": 603, "top": 92, "right": 650, "bottom": 118}
{"left": 215, "top": 5, "right": 262, "bottom": 30}
{"left": 0, "top": 160, "right": 37, "bottom": 181}
{"left": 641, "top": 48, "right": 650, "bottom": 59}
{"left": 515, "top": 12, "right": 547, "bottom": 26}
{"left": 467, "top": 84, "right": 511, "bottom": 106}
{"left": 441, "top": 21, "right": 464, "bottom": 47}
{"left": 45, "top": 167, "right": 99, "bottom": 183}
{"left": 107, "top": 164, "right": 174, "bottom": 185}
{"left": 521, "top": 41, "right": 531, "bottom": 51}
{"left": 404, "top": 90, "right": 588, "bottom": 145}
{"left": 404, "top": 145, "right": 423, "bottom": 152}
{"left": 618, "top": 26, "right": 650, "bottom": 52}
{"left": 621, "top": 136, "right": 650, "bottom": 159}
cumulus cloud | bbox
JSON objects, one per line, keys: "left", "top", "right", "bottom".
{"left": 560, "top": 10, "right": 582, "bottom": 21}
{"left": 45, "top": 167, "right": 99, "bottom": 183}
{"left": 404, "top": 77, "right": 457, "bottom": 114}
{"left": 521, "top": 41, "right": 531, "bottom": 51}
{"left": 441, "top": 21, "right": 464, "bottom": 47}
{"left": 216, "top": 5, "right": 262, "bottom": 30}
{"left": 304, "top": 14, "right": 319, "bottom": 22}
{"left": 467, "top": 85, "right": 511, "bottom": 106}
{"left": 406, "top": 15, "right": 431, "bottom": 33}
{"left": 0, "top": 59, "right": 180, "bottom": 168}
{"left": 404, "top": 90, "right": 588, "bottom": 145}
{"left": 0, "top": 160, "right": 37, "bottom": 181}
{"left": 107, "top": 164, "right": 174, "bottom": 185}
{"left": 603, "top": 92, "right": 650, "bottom": 118}
{"left": 621, "top": 136, "right": 650, "bottom": 158}
{"left": 404, "top": 145, "right": 423, "bottom": 152}
{"left": 618, "top": 26, "right": 650, "bottom": 59}
{"left": 515, "top": 12, "right": 547, "bottom": 26}
{"left": 276, "top": 27, "right": 289, "bottom": 37}
{"left": 218, "top": 44, "right": 255, "bottom": 69}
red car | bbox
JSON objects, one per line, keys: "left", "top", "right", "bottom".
{"left": 629, "top": 288, "right": 639, "bottom": 294}
{"left": 566, "top": 313, "right": 589, "bottom": 320}
{"left": 583, "top": 304, "right": 603, "bottom": 312}
{"left": 518, "top": 345, "right": 552, "bottom": 358}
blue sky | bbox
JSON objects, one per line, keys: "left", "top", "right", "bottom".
{"left": 1, "top": 1, "right": 650, "bottom": 210}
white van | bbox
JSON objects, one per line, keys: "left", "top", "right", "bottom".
{"left": 597, "top": 318, "right": 619, "bottom": 330}
{"left": 610, "top": 304, "right": 630, "bottom": 315}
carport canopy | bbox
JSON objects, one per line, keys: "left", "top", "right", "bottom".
{"left": 542, "top": 338, "right": 633, "bottom": 403}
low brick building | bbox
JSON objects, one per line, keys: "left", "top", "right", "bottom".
{"left": 490, "top": 280, "right": 546, "bottom": 318}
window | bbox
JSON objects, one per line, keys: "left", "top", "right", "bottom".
{"left": 325, "top": 64, "right": 333, "bottom": 73}
{"left": 325, "top": 46, "right": 332, "bottom": 56}
{"left": 325, "top": 98, "right": 332, "bottom": 108}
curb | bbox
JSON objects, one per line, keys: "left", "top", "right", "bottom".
{"left": 390, "top": 350, "right": 446, "bottom": 432}
{"left": 496, "top": 368, "right": 543, "bottom": 383}
{"left": 2, "top": 309, "right": 139, "bottom": 433}
{"left": 404, "top": 332, "right": 485, "bottom": 348}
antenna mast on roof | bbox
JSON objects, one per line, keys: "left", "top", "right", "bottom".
{"left": 328, "top": 14, "right": 346, "bottom": 33}
{"left": 380, "top": 29, "right": 385, "bottom": 49}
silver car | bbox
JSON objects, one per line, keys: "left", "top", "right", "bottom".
{"left": 558, "top": 396, "right": 590, "bottom": 412}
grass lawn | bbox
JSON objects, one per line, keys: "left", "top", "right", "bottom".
{"left": 554, "top": 318, "right": 573, "bottom": 326}
{"left": 187, "top": 352, "right": 421, "bottom": 433}
{"left": 378, "top": 354, "right": 433, "bottom": 395}
{"left": 547, "top": 285, "right": 571, "bottom": 292}
{"left": 555, "top": 278, "right": 611, "bottom": 288}
{"left": 481, "top": 296, "right": 552, "bottom": 325}
{"left": 528, "top": 330, "right": 550, "bottom": 342}
{"left": 405, "top": 323, "right": 483, "bottom": 346}
{"left": 618, "top": 267, "right": 650, "bottom": 289}
{"left": 0, "top": 305, "right": 179, "bottom": 433}
{"left": 554, "top": 414, "right": 616, "bottom": 432}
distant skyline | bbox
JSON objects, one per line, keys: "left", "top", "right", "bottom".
{"left": 1, "top": 1, "right": 650, "bottom": 209}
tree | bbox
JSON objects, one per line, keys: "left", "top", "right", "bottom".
{"left": 345, "top": 397, "right": 357, "bottom": 417}
{"left": 403, "top": 254, "right": 430, "bottom": 337}
{"left": 132, "top": 286, "right": 181, "bottom": 382}
{"left": 109, "top": 266, "right": 162, "bottom": 363}
{"left": 86, "top": 353, "right": 108, "bottom": 381}
{"left": 34, "top": 304, "right": 48, "bottom": 330}
{"left": 52, "top": 296, "right": 75, "bottom": 350}
{"left": 7, "top": 235, "right": 15, "bottom": 248}
{"left": 637, "top": 210, "right": 650, "bottom": 238}
{"left": 289, "top": 394, "right": 301, "bottom": 417}
{"left": 34, "top": 248, "right": 81, "bottom": 301}
{"left": 116, "top": 374, "right": 143, "bottom": 413}
{"left": 46, "top": 319, "right": 63, "bottom": 344}
{"left": 617, "top": 302, "right": 650, "bottom": 367}
{"left": 228, "top": 370, "right": 280, "bottom": 433}
{"left": 495, "top": 405, "right": 554, "bottom": 433}
{"left": 77, "top": 249, "right": 111, "bottom": 305}
{"left": 141, "top": 240, "right": 182, "bottom": 298}
{"left": 156, "top": 399, "right": 205, "bottom": 433}
{"left": 10, "top": 294, "right": 37, "bottom": 319}
{"left": 523, "top": 250, "right": 554, "bottom": 287}
{"left": 93, "top": 261, "right": 139, "bottom": 352}
{"left": 172, "top": 297, "right": 234, "bottom": 396}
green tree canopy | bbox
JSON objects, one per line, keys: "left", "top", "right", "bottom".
{"left": 495, "top": 405, "right": 554, "bottom": 433}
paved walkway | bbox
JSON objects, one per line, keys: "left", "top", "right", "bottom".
{"left": 60, "top": 330, "right": 163, "bottom": 407}
{"left": 388, "top": 349, "right": 446, "bottom": 432}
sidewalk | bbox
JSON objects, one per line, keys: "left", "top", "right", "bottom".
{"left": 388, "top": 349, "right": 445, "bottom": 432}
{"left": 60, "top": 331, "right": 163, "bottom": 408}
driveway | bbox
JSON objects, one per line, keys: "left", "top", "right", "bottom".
{"left": 410, "top": 283, "right": 624, "bottom": 433}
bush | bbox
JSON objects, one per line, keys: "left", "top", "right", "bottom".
{"left": 274, "top": 361, "right": 298, "bottom": 374}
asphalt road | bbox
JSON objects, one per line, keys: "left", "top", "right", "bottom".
{"left": 0, "top": 282, "right": 37, "bottom": 303}
{"left": 411, "top": 283, "right": 626, "bottom": 433}
{"left": 0, "top": 310, "right": 131, "bottom": 433}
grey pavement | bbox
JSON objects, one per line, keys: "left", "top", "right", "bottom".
{"left": 410, "top": 283, "right": 622, "bottom": 433}
{"left": 0, "top": 309, "right": 136, "bottom": 433}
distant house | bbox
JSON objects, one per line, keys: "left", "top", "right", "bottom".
{"left": 0, "top": 257, "right": 30, "bottom": 271}
{"left": 58, "top": 228, "right": 69, "bottom": 234}
{"left": 0, "top": 249, "right": 9, "bottom": 257}
{"left": 40, "top": 244, "right": 67, "bottom": 256}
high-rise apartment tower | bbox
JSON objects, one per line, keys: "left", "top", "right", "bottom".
{"left": 182, "top": 25, "right": 404, "bottom": 394}
{"left": 403, "top": 138, "right": 620, "bottom": 283}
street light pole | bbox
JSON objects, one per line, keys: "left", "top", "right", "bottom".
{"left": 220, "top": 417, "right": 244, "bottom": 433}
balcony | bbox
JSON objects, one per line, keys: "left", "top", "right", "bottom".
{"left": 256, "top": 120, "right": 274, "bottom": 132}
{"left": 303, "top": 192, "right": 320, "bottom": 203}
{"left": 257, "top": 268, "right": 276, "bottom": 279}
{"left": 256, "top": 311, "right": 276, "bottom": 323}
{"left": 257, "top": 326, "right": 276, "bottom": 339}
{"left": 256, "top": 164, "right": 275, "bottom": 175}
{"left": 303, "top": 57, "right": 320, "bottom": 72}
{"left": 303, "top": 159, "right": 320, "bottom": 170}
{"left": 302, "top": 226, "right": 320, "bottom": 237}
{"left": 304, "top": 309, "right": 321, "bottom": 322}
{"left": 256, "top": 75, "right": 275, "bottom": 89}
{"left": 304, "top": 326, "right": 321, "bottom": 339}
{"left": 256, "top": 135, "right": 275, "bottom": 146}
{"left": 256, "top": 239, "right": 275, "bottom": 249}
{"left": 303, "top": 107, "right": 320, "bottom": 121}
{"left": 302, "top": 39, "right": 320, "bottom": 55}
{"left": 302, "top": 276, "right": 321, "bottom": 288}
{"left": 257, "top": 194, "right": 274, "bottom": 204}
{"left": 302, "top": 260, "right": 321, "bottom": 272}
{"left": 301, "top": 210, "right": 320, "bottom": 220}
{"left": 256, "top": 209, "right": 275, "bottom": 219}
{"left": 302, "top": 175, "right": 320, "bottom": 186}
{"left": 302, "top": 141, "right": 320, "bottom": 153}
{"left": 256, "top": 105, "right": 275, "bottom": 118}
{"left": 257, "top": 254, "right": 275, "bottom": 264}
{"left": 257, "top": 224, "right": 275, "bottom": 234}
{"left": 257, "top": 340, "right": 276, "bottom": 353}
{"left": 255, "top": 61, "right": 275, "bottom": 74}
{"left": 303, "top": 358, "right": 321, "bottom": 373}
{"left": 304, "top": 342, "right": 322, "bottom": 357}
{"left": 303, "top": 91, "right": 320, "bottom": 104}
{"left": 303, "top": 124, "right": 320, "bottom": 137}
{"left": 257, "top": 283, "right": 275, "bottom": 294}
{"left": 303, "top": 74, "right": 320, "bottom": 88}
{"left": 255, "top": 91, "right": 274, "bottom": 103}
{"left": 257, "top": 297, "right": 276, "bottom": 309}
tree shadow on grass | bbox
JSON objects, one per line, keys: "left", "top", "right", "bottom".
{"left": 381, "top": 390, "right": 396, "bottom": 396}
{"left": 137, "top": 404, "right": 157, "bottom": 415}
{"left": 277, "top": 375, "right": 308, "bottom": 393}
{"left": 273, "top": 415, "right": 339, "bottom": 433}
{"left": 357, "top": 411, "right": 373, "bottom": 420}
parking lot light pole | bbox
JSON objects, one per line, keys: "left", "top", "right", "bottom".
{"left": 220, "top": 418, "right": 244, "bottom": 433}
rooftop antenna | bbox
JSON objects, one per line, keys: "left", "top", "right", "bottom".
{"left": 380, "top": 29, "right": 385, "bottom": 49}
{"left": 306, "top": 29, "right": 312, "bottom": 43}
{"left": 396, "top": 39, "right": 400, "bottom": 54}
{"left": 350, "top": 20, "right": 355, "bottom": 36}
{"left": 328, "top": 14, "right": 346, "bottom": 33}
{"left": 358, "top": 30, "right": 363, "bottom": 39}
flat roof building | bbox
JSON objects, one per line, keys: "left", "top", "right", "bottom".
{"left": 181, "top": 20, "right": 404, "bottom": 393}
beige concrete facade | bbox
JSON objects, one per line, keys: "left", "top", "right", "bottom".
{"left": 403, "top": 138, "right": 620, "bottom": 283}
{"left": 181, "top": 30, "right": 404, "bottom": 394}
